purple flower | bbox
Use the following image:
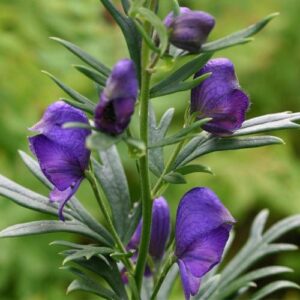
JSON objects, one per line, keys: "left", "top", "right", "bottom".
{"left": 128, "top": 197, "right": 170, "bottom": 260}
{"left": 175, "top": 187, "right": 235, "bottom": 300}
{"left": 165, "top": 7, "right": 215, "bottom": 53}
{"left": 29, "top": 101, "right": 91, "bottom": 220}
{"left": 191, "top": 58, "right": 250, "bottom": 136}
{"left": 94, "top": 59, "right": 138, "bottom": 135}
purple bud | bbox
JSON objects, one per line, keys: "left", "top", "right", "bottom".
{"left": 94, "top": 59, "right": 138, "bottom": 135}
{"left": 128, "top": 197, "right": 170, "bottom": 260}
{"left": 175, "top": 187, "right": 235, "bottom": 300}
{"left": 191, "top": 58, "right": 250, "bottom": 136}
{"left": 165, "top": 7, "right": 215, "bottom": 53}
{"left": 29, "top": 101, "right": 91, "bottom": 220}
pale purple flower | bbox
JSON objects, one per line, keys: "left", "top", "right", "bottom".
{"left": 175, "top": 187, "right": 235, "bottom": 299}
{"left": 191, "top": 58, "right": 250, "bottom": 136}
{"left": 165, "top": 7, "right": 215, "bottom": 53}
{"left": 29, "top": 101, "right": 91, "bottom": 220}
{"left": 94, "top": 59, "right": 138, "bottom": 135}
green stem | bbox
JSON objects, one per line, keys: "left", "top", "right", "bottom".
{"left": 85, "top": 171, "right": 134, "bottom": 273}
{"left": 150, "top": 254, "right": 176, "bottom": 300}
{"left": 134, "top": 15, "right": 153, "bottom": 293}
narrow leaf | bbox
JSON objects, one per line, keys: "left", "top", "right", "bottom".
{"left": 42, "top": 71, "right": 96, "bottom": 111}
{"left": 194, "top": 275, "right": 221, "bottom": 300}
{"left": 202, "top": 13, "right": 279, "bottom": 52}
{"left": 250, "top": 280, "right": 300, "bottom": 300}
{"left": 250, "top": 209, "right": 269, "bottom": 240}
{"left": 150, "top": 72, "right": 211, "bottom": 98}
{"left": 50, "top": 37, "right": 111, "bottom": 76}
{"left": 175, "top": 164, "right": 213, "bottom": 175}
{"left": 163, "top": 172, "right": 186, "bottom": 184}
{"left": 93, "top": 145, "right": 131, "bottom": 241}
{"left": 157, "top": 264, "right": 179, "bottom": 300}
{"left": 74, "top": 65, "right": 107, "bottom": 86}
{"left": 150, "top": 52, "right": 213, "bottom": 96}
{"left": 86, "top": 132, "right": 123, "bottom": 151}
{"left": 61, "top": 98, "right": 94, "bottom": 114}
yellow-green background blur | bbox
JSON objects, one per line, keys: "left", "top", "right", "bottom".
{"left": 0, "top": 0, "right": 300, "bottom": 299}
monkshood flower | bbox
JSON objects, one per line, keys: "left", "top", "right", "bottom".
{"left": 175, "top": 187, "right": 235, "bottom": 300}
{"left": 191, "top": 58, "right": 250, "bottom": 136}
{"left": 128, "top": 196, "right": 170, "bottom": 260}
{"left": 29, "top": 101, "right": 91, "bottom": 221}
{"left": 94, "top": 59, "right": 138, "bottom": 135}
{"left": 165, "top": 7, "right": 215, "bottom": 53}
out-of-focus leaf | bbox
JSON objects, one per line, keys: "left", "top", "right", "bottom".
{"left": 93, "top": 145, "right": 131, "bottom": 241}
{"left": 86, "top": 132, "right": 123, "bottom": 151}
{"left": 73, "top": 65, "right": 107, "bottom": 87}
{"left": 0, "top": 220, "right": 105, "bottom": 243}
{"left": 250, "top": 281, "right": 300, "bottom": 300}
{"left": 148, "top": 106, "right": 175, "bottom": 176}
{"left": 202, "top": 13, "right": 279, "bottom": 52}
{"left": 50, "top": 37, "right": 111, "bottom": 76}
{"left": 150, "top": 52, "right": 212, "bottom": 97}
{"left": 157, "top": 264, "right": 179, "bottom": 300}
{"left": 150, "top": 72, "right": 211, "bottom": 98}
{"left": 194, "top": 275, "right": 221, "bottom": 300}
{"left": 42, "top": 71, "right": 96, "bottom": 113}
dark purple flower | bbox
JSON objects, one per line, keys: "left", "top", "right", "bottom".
{"left": 94, "top": 59, "right": 138, "bottom": 135}
{"left": 128, "top": 197, "right": 171, "bottom": 260}
{"left": 29, "top": 101, "right": 91, "bottom": 220}
{"left": 191, "top": 58, "right": 250, "bottom": 136}
{"left": 165, "top": 7, "right": 215, "bottom": 53}
{"left": 175, "top": 187, "right": 235, "bottom": 300}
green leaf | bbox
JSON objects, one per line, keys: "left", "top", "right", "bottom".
{"left": 0, "top": 174, "right": 69, "bottom": 218}
{"left": 194, "top": 275, "right": 221, "bottom": 300}
{"left": 150, "top": 72, "right": 211, "bottom": 98}
{"left": 234, "top": 112, "right": 300, "bottom": 136}
{"left": 18, "top": 151, "right": 114, "bottom": 246}
{"left": 124, "top": 137, "right": 146, "bottom": 158}
{"left": 148, "top": 106, "right": 175, "bottom": 176}
{"left": 63, "top": 122, "right": 95, "bottom": 130}
{"left": 50, "top": 37, "right": 111, "bottom": 76}
{"left": 202, "top": 13, "right": 279, "bottom": 52}
{"left": 136, "top": 7, "right": 168, "bottom": 54}
{"left": 99, "top": 0, "right": 141, "bottom": 77}
{"left": 150, "top": 52, "right": 212, "bottom": 97}
{"left": 250, "top": 281, "right": 300, "bottom": 300}
{"left": 86, "top": 132, "right": 123, "bottom": 151}
{"left": 69, "top": 254, "right": 127, "bottom": 299}
{"left": 0, "top": 220, "right": 105, "bottom": 242}
{"left": 123, "top": 202, "right": 142, "bottom": 245}
{"left": 163, "top": 172, "right": 186, "bottom": 184}
{"left": 42, "top": 71, "right": 96, "bottom": 113}
{"left": 93, "top": 145, "right": 131, "bottom": 241}
{"left": 73, "top": 65, "right": 107, "bottom": 86}
{"left": 175, "top": 135, "right": 283, "bottom": 168}
{"left": 149, "top": 118, "right": 211, "bottom": 148}
{"left": 250, "top": 209, "right": 269, "bottom": 241}
{"left": 61, "top": 98, "right": 94, "bottom": 114}
{"left": 157, "top": 265, "right": 179, "bottom": 300}
{"left": 175, "top": 164, "right": 213, "bottom": 175}
{"left": 222, "top": 266, "right": 293, "bottom": 298}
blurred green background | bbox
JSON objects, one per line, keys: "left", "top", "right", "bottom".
{"left": 0, "top": 0, "right": 300, "bottom": 299}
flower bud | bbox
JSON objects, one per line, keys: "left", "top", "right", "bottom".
{"left": 165, "top": 7, "right": 215, "bottom": 53}
{"left": 175, "top": 188, "right": 235, "bottom": 299}
{"left": 29, "top": 101, "right": 91, "bottom": 220}
{"left": 191, "top": 58, "right": 250, "bottom": 136}
{"left": 94, "top": 59, "right": 138, "bottom": 135}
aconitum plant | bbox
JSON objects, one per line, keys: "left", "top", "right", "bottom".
{"left": 1, "top": 1, "right": 300, "bottom": 299}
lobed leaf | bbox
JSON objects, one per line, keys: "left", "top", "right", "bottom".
{"left": 50, "top": 37, "right": 111, "bottom": 76}
{"left": 202, "top": 13, "right": 279, "bottom": 52}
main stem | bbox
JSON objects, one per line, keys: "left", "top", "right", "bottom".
{"left": 134, "top": 15, "right": 153, "bottom": 293}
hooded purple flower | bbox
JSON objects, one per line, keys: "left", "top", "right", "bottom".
{"left": 191, "top": 58, "right": 250, "bottom": 136}
{"left": 175, "top": 187, "right": 235, "bottom": 300}
{"left": 94, "top": 59, "right": 138, "bottom": 135}
{"left": 165, "top": 7, "right": 215, "bottom": 53}
{"left": 29, "top": 101, "right": 91, "bottom": 220}
{"left": 128, "top": 197, "right": 170, "bottom": 260}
